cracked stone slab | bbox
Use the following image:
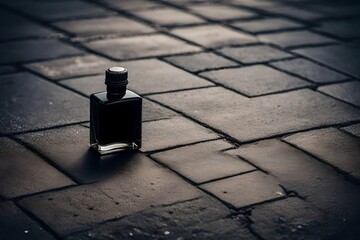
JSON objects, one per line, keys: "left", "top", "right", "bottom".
{"left": 152, "top": 140, "right": 255, "bottom": 184}
{"left": 0, "top": 201, "right": 56, "bottom": 240}
{"left": 0, "top": 39, "right": 83, "bottom": 64}
{"left": 84, "top": 34, "right": 201, "bottom": 59}
{"left": 19, "top": 154, "right": 202, "bottom": 237}
{"left": 66, "top": 197, "right": 256, "bottom": 240}
{"left": 0, "top": 137, "right": 74, "bottom": 199}
{"left": 171, "top": 25, "right": 258, "bottom": 48}
{"left": 25, "top": 55, "right": 114, "bottom": 80}
{"left": 284, "top": 128, "right": 360, "bottom": 181}
{"left": 200, "top": 65, "right": 310, "bottom": 97}
{"left": 200, "top": 171, "right": 284, "bottom": 208}
{"left": 149, "top": 88, "right": 360, "bottom": 142}
{"left": 226, "top": 140, "right": 360, "bottom": 221}
{"left": 0, "top": 72, "right": 89, "bottom": 134}
{"left": 54, "top": 16, "right": 155, "bottom": 37}
{"left": 294, "top": 44, "right": 360, "bottom": 78}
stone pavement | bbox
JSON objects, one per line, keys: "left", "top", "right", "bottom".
{"left": 0, "top": 0, "right": 359, "bottom": 239}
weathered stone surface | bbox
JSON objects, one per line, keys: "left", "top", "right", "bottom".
{"left": 201, "top": 171, "right": 284, "bottom": 208}
{"left": 149, "top": 88, "right": 360, "bottom": 142}
{"left": 0, "top": 201, "right": 56, "bottom": 240}
{"left": 142, "top": 117, "right": 219, "bottom": 152}
{"left": 66, "top": 197, "right": 255, "bottom": 240}
{"left": 134, "top": 7, "right": 204, "bottom": 26}
{"left": 264, "top": 5, "right": 324, "bottom": 21}
{"left": 342, "top": 123, "right": 360, "bottom": 137}
{"left": 259, "top": 30, "right": 336, "bottom": 48}
{"left": 120, "top": 59, "right": 213, "bottom": 94}
{"left": 152, "top": 140, "right": 254, "bottom": 184}
{"left": 100, "top": 0, "right": 164, "bottom": 11}
{"left": 7, "top": 0, "right": 113, "bottom": 21}
{"left": 250, "top": 198, "right": 331, "bottom": 240}
{"left": 294, "top": 44, "right": 360, "bottom": 78}
{"left": 318, "top": 81, "right": 360, "bottom": 107}
{"left": 0, "top": 39, "right": 83, "bottom": 64}
{"left": 200, "top": 65, "right": 309, "bottom": 96}
{"left": 270, "top": 58, "right": 348, "bottom": 83}
{"left": 226, "top": 140, "right": 360, "bottom": 223}
{"left": 25, "top": 55, "right": 114, "bottom": 80}
{"left": 0, "top": 137, "right": 74, "bottom": 199}
{"left": 188, "top": 3, "right": 257, "bottom": 20}
{"left": 0, "top": 72, "right": 89, "bottom": 134}
{"left": 20, "top": 154, "right": 202, "bottom": 236}
{"left": 164, "top": 52, "right": 238, "bottom": 72}
{"left": 0, "top": 9, "right": 55, "bottom": 41}
{"left": 171, "top": 25, "right": 258, "bottom": 48}
{"left": 231, "top": 17, "right": 304, "bottom": 34}
{"left": 54, "top": 16, "right": 155, "bottom": 37}
{"left": 315, "top": 19, "right": 360, "bottom": 39}
{"left": 284, "top": 128, "right": 360, "bottom": 181}
{"left": 84, "top": 34, "right": 201, "bottom": 59}
{"left": 217, "top": 45, "right": 292, "bottom": 64}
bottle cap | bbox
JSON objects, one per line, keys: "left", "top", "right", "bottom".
{"left": 105, "top": 67, "right": 128, "bottom": 95}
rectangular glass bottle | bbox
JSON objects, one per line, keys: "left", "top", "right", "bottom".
{"left": 90, "top": 90, "right": 142, "bottom": 154}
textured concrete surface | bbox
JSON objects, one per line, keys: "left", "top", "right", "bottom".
{"left": 0, "top": 0, "right": 359, "bottom": 239}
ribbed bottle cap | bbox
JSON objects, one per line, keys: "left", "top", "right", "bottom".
{"left": 105, "top": 67, "right": 128, "bottom": 88}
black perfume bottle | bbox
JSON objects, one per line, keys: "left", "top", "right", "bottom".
{"left": 90, "top": 67, "right": 142, "bottom": 154}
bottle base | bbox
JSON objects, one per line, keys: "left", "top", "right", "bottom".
{"left": 91, "top": 142, "right": 140, "bottom": 155}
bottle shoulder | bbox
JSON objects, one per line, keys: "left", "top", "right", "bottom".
{"left": 91, "top": 90, "right": 141, "bottom": 104}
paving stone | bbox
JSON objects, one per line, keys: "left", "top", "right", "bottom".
{"left": 342, "top": 123, "right": 360, "bottom": 137}
{"left": 188, "top": 3, "right": 257, "bottom": 21}
{"left": 163, "top": 52, "right": 238, "bottom": 72}
{"left": 171, "top": 25, "right": 258, "bottom": 48}
{"left": 318, "top": 81, "right": 360, "bottom": 107}
{"left": 217, "top": 45, "right": 292, "bottom": 64}
{"left": 259, "top": 30, "right": 336, "bottom": 48}
{"left": 153, "top": 140, "right": 255, "bottom": 184}
{"left": 100, "top": 0, "right": 164, "bottom": 11}
{"left": 8, "top": 0, "right": 113, "bottom": 21}
{"left": 226, "top": 140, "right": 360, "bottom": 222}
{"left": 200, "top": 65, "right": 310, "bottom": 97}
{"left": 134, "top": 7, "right": 204, "bottom": 26}
{"left": 0, "top": 72, "right": 89, "bottom": 134}
{"left": 142, "top": 117, "right": 219, "bottom": 152}
{"left": 84, "top": 33, "right": 201, "bottom": 59}
{"left": 66, "top": 197, "right": 255, "bottom": 240}
{"left": 149, "top": 88, "right": 360, "bottom": 142}
{"left": 0, "top": 137, "right": 74, "bottom": 199}
{"left": 250, "top": 198, "right": 333, "bottom": 240}
{"left": 294, "top": 44, "right": 360, "bottom": 78}
{"left": 0, "top": 201, "right": 56, "bottom": 240}
{"left": 230, "top": 0, "right": 280, "bottom": 8}
{"left": 0, "top": 65, "right": 16, "bottom": 75}
{"left": 201, "top": 171, "right": 284, "bottom": 208}
{"left": 20, "top": 154, "right": 202, "bottom": 236}
{"left": 315, "top": 19, "right": 360, "bottom": 39}
{"left": 284, "top": 128, "right": 360, "bottom": 181}
{"left": 264, "top": 5, "right": 324, "bottom": 21}
{"left": 25, "top": 55, "right": 114, "bottom": 80}
{"left": 270, "top": 58, "right": 348, "bottom": 84}
{"left": 123, "top": 59, "right": 213, "bottom": 94}
{"left": 54, "top": 16, "right": 155, "bottom": 37}
{"left": 0, "top": 39, "right": 83, "bottom": 64}
{"left": 231, "top": 17, "right": 304, "bottom": 34}
{"left": 0, "top": 9, "right": 55, "bottom": 41}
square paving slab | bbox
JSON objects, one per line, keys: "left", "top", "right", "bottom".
{"left": 149, "top": 88, "right": 360, "bottom": 142}
{"left": 0, "top": 72, "right": 89, "bottom": 134}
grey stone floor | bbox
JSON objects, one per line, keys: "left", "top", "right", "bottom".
{"left": 0, "top": 0, "right": 360, "bottom": 239}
